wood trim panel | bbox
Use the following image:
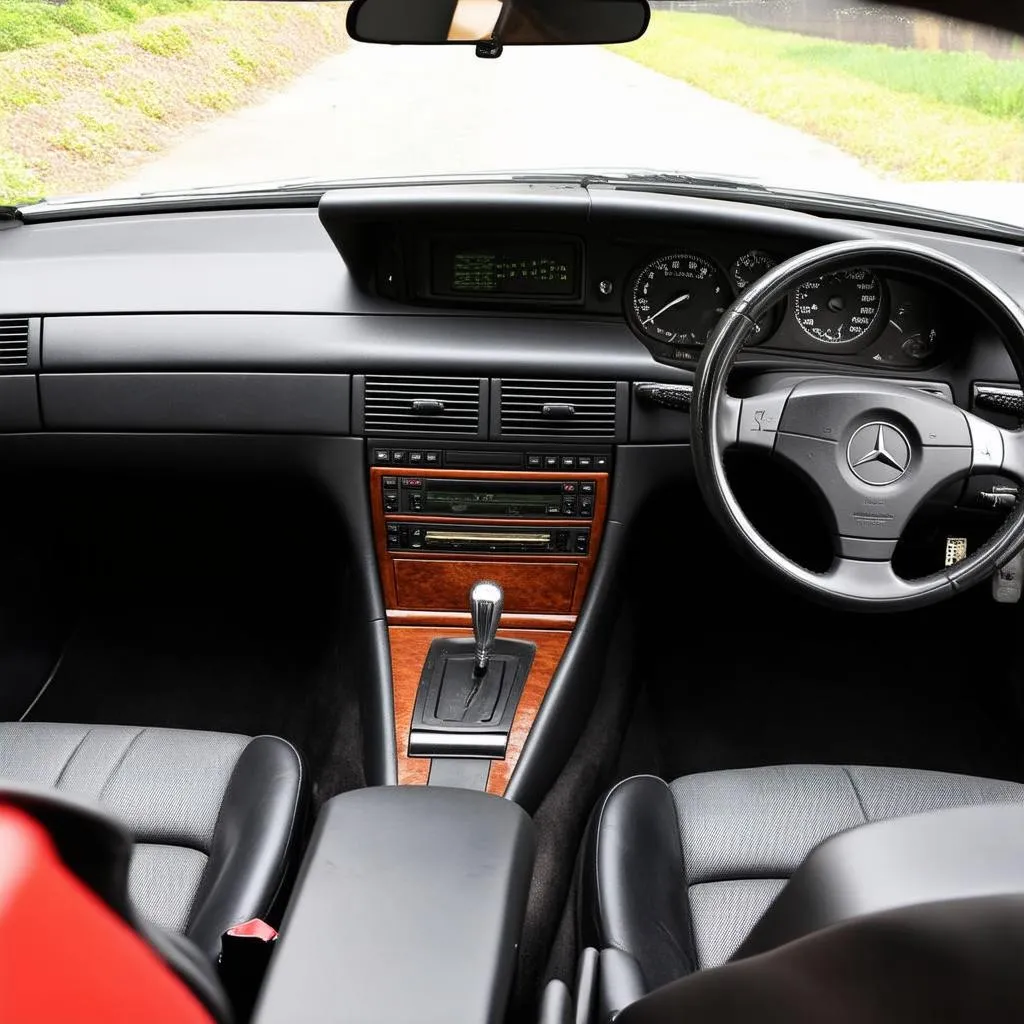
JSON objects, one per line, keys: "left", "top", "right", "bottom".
{"left": 370, "top": 467, "right": 609, "bottom": 614}
{"left": 389, "top": 625, "right": 570, "bottom": 795}
{"left": 394, "top": 559, "right": 577, "bottom": 614}
{"left": 387, "top": 610, "right": 577, "bottom": 631}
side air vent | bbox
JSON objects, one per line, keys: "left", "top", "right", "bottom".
{"left": 0, "top": 319, "right": 30, "bottom": 368}
{"left": 498, "top": 379, "right": 621, "bottom": 439}
{"left": 361, "top": 375, "right": 484, "bottom": 437}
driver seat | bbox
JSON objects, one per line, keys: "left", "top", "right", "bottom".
{"left": 581, "top": 766, "right": 1024, "bottom": 991}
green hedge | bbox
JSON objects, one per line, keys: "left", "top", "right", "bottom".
{"left": 0, "top": 0, "right": 209, "bottom": 53}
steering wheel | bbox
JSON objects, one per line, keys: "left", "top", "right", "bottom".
{"left": 692, "top": 239, "right": 1024, "bottom": 611}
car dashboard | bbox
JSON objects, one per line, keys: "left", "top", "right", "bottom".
{"left": 1, "top": 179, "right": 1021, "bottom": 801}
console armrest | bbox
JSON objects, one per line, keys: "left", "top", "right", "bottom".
{"left": 253, "top": 786, "right": 535, "bottom": 1024}
{"left": 736, "top": 802, "right": 1024, "bottom": 959}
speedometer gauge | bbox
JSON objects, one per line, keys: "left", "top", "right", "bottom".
{"left": 629, "top": 253, "right": 730, "bottom": 348}
{"left": 793, "top": 268, "right": 884, "bottom": 345}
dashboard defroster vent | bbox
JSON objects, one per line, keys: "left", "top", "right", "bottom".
{"left": 0, "top": 319, "right": 30, "bottom": 368}
{"left": 361, "top": 375, "right": 484, "bottom": 438}
{"left": 498, "top": 379, "right": 622, "bottom": 439}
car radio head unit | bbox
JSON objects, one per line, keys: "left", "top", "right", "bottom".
{"left": 382, "top": 476, "right": 596, "bottom": 519}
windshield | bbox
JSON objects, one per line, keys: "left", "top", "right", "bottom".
{"left": 2, "top": 0, "right": 1022, "bottom": 228}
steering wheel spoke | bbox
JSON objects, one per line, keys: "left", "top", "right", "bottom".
{"left": 966, "top": 409, "right": 1024, "bottom": 485}
{"left": 716, "top": 387, "right": 792, "bottom": 454}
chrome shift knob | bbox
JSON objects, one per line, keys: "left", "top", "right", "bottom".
{"left": 469, "top": 580, "right": 503, "bottom": 675}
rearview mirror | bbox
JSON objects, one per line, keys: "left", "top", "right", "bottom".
{"left": 346, "top": 0, "right": 650, "bottom": 47}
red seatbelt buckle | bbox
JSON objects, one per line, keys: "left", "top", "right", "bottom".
{"left": 219, "top": 919, "right": 279, "bottom": 1017}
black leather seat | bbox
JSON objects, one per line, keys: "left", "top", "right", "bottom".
{"left": 581, "top": 765, "right": 1024, "bottom": 991}
{"left": 0, "top": 722, "right": 305, "bottom": 960}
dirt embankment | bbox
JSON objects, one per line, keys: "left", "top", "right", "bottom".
{"left": 1, "top": 2, "right": 351, "bottom": 202}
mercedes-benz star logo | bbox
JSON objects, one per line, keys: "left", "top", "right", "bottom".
{"left": 847, "top": 423, "right": 912, "bottom": 486}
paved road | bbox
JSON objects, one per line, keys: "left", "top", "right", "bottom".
{"left": 108, "top": 43, "right": 1021, "bottom": 227}
{"left": 110, "top": 43, "right": 879, "bottom": 195}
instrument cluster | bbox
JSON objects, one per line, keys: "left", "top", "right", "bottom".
{"left": 624, "top": 247, "right": 944, "bottom": 370}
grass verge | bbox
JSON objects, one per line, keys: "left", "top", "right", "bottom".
{"left": 0, "top": 0, "right": 211, "bottom": 54}
{"left": 0, "top": 2, "right": 349, "bottom": 204}
{"left": 612, "top": 12, "right": 1024, "bottom": 181}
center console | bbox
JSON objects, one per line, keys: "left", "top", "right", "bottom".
{"left": 253, "top": 787, "right": 536, "bottom": 1024}
{"left": 368, "top": 440, "right": 612, "bottom": 794}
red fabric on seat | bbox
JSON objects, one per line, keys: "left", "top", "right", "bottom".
{"left": 0, "top": 805, "right": 213, "bottom": 1023}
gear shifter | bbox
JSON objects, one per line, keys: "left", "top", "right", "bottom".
{"left": 407, "top": 578, "right": 534, "bottom": 762}
{"left": 469, "top": 580, "right": 504, "bottom": 676}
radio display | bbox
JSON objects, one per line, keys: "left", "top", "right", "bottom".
{"left": 426, "top": 480, "right": 562, "bottom": 516}
{"left": 432, "top": 238, "right": 579, "bottom": 298}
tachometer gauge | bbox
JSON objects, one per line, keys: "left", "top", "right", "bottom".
{"left": 731, "top": 250, "right": 781, "bottom": 343}
{"left": 629, "top": 253, "right": 730, "bottom": 348}
{"left": 793, "top": 268, "right": 884, "bottom": 346}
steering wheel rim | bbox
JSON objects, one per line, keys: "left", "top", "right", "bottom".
{"left": 692, "top": 239, "right": 1024, "bottom": 611}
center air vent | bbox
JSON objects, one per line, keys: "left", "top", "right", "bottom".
{"left": 498, "top": 380, "right": 621, "bottom": 439}
{"left": 0, "top": 319, "right": 30, "bottom": 368}
{"left": 361, "top": 375, "right": 484, "bottom": 438}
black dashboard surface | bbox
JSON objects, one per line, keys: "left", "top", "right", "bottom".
{"left": 0, "top": 182, "right": 1021, "bottom": 397}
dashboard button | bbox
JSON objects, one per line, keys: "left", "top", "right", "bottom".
{"left": 594, "top": 455, "right": 610, "bottom": 470}
{"left": 562, "top": 482, "right": 578, "bottom": 494}
{"left": 580, "top": 481, "right": 596, "bottom": 495}
{"left": 562, "top": 499, "right": 577, "bottom": 515}
{"left": 560, "top": 456, "right": 576, "bottom": 469}
{"left": 408, "top": 451, "right": 424, "bottom": 465}
{"left": 425, "top": 451, "right": 441, "bottom": 465}
{"left": 546, "top": 503, "right": 561, "bottom": 515}
{"left": 577, "top": 455, "right": 594, "bottom": 469}
{"left": 543, "top": 456, "right": 559, "bottom": 470}
{"left": 574, "top": 534, "right": 589, "bottom": 553}
{"left": 382, "top": 476, "right": 398, "bottom": 488}
{"left": 580, "top": 497, "right": 594, "bottom": 516}
{"left": 402, "top": 478, "right": 423, "bottom": 488}
{"left": 391, "top": 450, "right": 408, "bottom": 464}
{"left": 527, "top": 454, "right": 543, "bottom": 469}
{"left": 373, "top": 449, "right": 390, "bottom": 463}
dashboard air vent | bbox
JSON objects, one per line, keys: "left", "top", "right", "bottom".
{"left": 0, "top": 319, "right": 30, "bottom": 367}
{"left": 499, "top": 379, "right": 619, "bottom": 439}
{"left": 363, "top": 375, "right": 482, "bottom": 437}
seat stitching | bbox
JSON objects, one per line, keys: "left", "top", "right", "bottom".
{"left": 98, "top": 727, "right": 147, "bottom": 802}
{"left": 842, "top": 765, "right": 868, "bottom": 824}
{"left": 53, "top": 726, "right": 93, "bottom": 790}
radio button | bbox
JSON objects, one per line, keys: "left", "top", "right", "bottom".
{"left": 562, "top": 498, "right": 577, "bottom": 515}
{"left": 546, "top": 503, "right": 561, "bottom": 515}
{"left": 382, "top": 476, "right": 398, "bottom": 488}
{"left": 580, "top": 497, "right": 594, "bottom": 517}
{"left": 574, "top": 533, "right": 589, "bottom": 554}
{"left": 580, "top": 481, "right": 596, "bottom": 495}
{"left": 562, "top": 482, "right": 577, "bottom": 494}
{"left": 402, "top": 478, "right": 423, "bottom": 489}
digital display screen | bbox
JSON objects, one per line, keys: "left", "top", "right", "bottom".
{"left": 425, "top": 480, "right": 562, "bottom": 516}
{"left": 432, "top": 239, "right": 578, "bottom": 298}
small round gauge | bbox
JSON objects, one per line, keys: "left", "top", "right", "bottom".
{"left": 793, "top": 268, "right": 884, "bottom": 346}
{"left": 731, "top": 250, "right": 781, "bottom": 342}
{"left": 731, "top": 250, "right": 777, "bottom": 292}
{"left": 629, "top": 253, "right": 730, "bottom": 348}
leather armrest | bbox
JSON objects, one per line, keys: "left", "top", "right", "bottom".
{"left": 253, "top": 786, "right": 535, "bottom": 1024}
{"left": 736, "top": 802, "right": 1024, "bottom": 960}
